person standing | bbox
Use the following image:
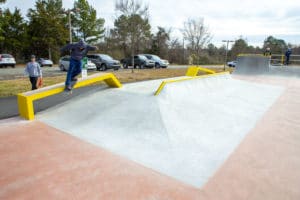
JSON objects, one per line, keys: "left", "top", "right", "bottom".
{"left": 24, "top": 55, "right": 42, "bottom": 90}
{"left": 264, "top": 47, "right": 272, "bottom": 56}
{"left": 285, "top": 48, "right": 292, "bottom": 65}
{"left": 60, "top": 39, "right": 97, "bottom": 91}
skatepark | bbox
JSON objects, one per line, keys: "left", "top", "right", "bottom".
{"left": 1, "top": 55, "right": 300, "bottom": 199}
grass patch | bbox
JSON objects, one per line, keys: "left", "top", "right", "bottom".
{"left": 0, "top": 68, "right": 230, "bottom": 97}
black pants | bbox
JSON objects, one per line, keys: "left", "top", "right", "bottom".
{"left": 29, "top": 77, "right": 38, "bottom": 90}
{"left": 285, "top": 56, "right": 290, "bottom": 65}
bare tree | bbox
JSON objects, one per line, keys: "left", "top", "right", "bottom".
{"left": 182, "top": 18, "right": 211, "bottom": 55}
{"left": 114, "top": 0, "right": 151, "bottom": 70}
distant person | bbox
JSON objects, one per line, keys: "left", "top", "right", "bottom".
{"left": 285, "top": 48, "right": 292, "bottom": 65}
{"left": 60, "top": 39, "right": 97, "bottom": 91}
{"left": 24, "top": 55, "right": 42, "bottom": 90}
{"left": 264, "top": 47, "right": 272, "bottom": 56}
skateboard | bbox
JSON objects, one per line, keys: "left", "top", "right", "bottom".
{"left": 64, "top": 79, "right": 77, "bottom": 94}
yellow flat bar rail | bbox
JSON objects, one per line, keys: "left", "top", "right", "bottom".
{"left": 17, "top": 73, "right": 122, "bottom": 120}
{"left": 185, "top": 66, "right": 216, "bottom": 77}
{"left": 154, "top": 71, "right": 229, "bottom": 96}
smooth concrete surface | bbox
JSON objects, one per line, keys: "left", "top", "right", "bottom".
{"left": 37, "top": 74, "right": 283, "bottom": 187}
{"left": 1, "top": 73, "right": 300, "bottom": 199}
{"left": 234, "top": 55, "right": 270, "bottom": 75}
{"left": 202, "top": 75, "right": 300, "bottom": 200}
{"left": 234, "top": 54, "right": 300, "bottom": 78}
{"left": 1, "top": 75, "right": 300, "bottom": 199}
{"left": 268, "top": 65, "right": 300, "bottom": 78}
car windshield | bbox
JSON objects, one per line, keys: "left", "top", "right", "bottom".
{"left": 1, "top": 54, "right": 13, "bottom": 58}
{"left": 139, "top": 55, "right": 147, "bottom": 60}
{"left": 152, "top": 55, "right": 161, "bottom": 60}
{"left": 62, "top": 56, "right": 70, "bottom": 61}
{"left": 100, "top": 55, "right": 113, "bottom": 60}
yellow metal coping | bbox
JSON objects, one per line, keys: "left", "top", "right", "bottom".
{"left": 237, "top": 53, "right": 271, "bottom": 57}
{"left": 154, "top": 71, "right": 229, "bottom": 96}
{"left": 185, "top": 66, "right": 216, "bottom": 76}
{"left": 17, "top": 73, "right": 122, "bottom": 120}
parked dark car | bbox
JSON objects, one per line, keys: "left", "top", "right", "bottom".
{"left": 37, "top": 58, "right": 53, "bottom": 67}
{"left": 87, "top": 54, "right": 121, "bottom": 71}
{"left": 121, "top": 55, "right": 155, "bottom": 69}
{"left": 143, "top": 54, "right": 168, "bottom": 68}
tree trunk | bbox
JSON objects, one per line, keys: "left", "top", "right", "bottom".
{"left": 48, "top": 46, "right": 52, "bottom": 60}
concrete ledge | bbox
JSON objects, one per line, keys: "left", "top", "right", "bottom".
{"left": 17, "top": 73, "right": 122, "bottom": 120}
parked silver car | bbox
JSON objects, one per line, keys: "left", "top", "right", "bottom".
{"left": 38, "top": 58, "right": 53, "bottom": 67}
{"left": 59, "top": 56, "right": 96, "bottom": 71}
{"left": 0, "top": 54, "right": 16, "bottom": 68}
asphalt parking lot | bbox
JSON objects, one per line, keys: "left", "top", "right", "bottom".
{"left": 0, "top": 64, "right": 224, "bottom": 80}
{"left": 0, "top": 65, "right": 65, "bottom": 80}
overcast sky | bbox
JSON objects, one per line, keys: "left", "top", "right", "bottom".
{"left": 2, "top": 0, "right": 300, "bottom": 47}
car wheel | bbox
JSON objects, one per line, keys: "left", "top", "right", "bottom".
{"left": 49, "top": 65, "right": 52, "bottom": 67}
{"left": 139, "top": 63, "right": 145, "bottom": 69}
{"left": 100, "top": 64, "right": 107, "bottom": 71}
{"left": 134, "top": 64, "right": 137, "bottom": 69}
{"left": 11, "top": 65, "right": 15, "bottom": 68}
{"left": 155, "top": 63, "right": 160, "bottom": 68}
{"left": 60, "top": 64, "right": 65, "bottom": 71}
{"left": 96, "top": 64, "right": 101, "bottom": 71}
{"left": 114, "top": 67, "right": 119, "bottom": 71}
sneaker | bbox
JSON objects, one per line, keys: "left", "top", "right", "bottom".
{"left": 65, "top": 85, "right": 72, "bottom": 91}
{"left": 71, "top": 77, "right": 78, "bottom": 82}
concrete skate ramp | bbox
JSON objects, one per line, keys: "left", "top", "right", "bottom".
{"left": 234, "top": 55, "right": 270, "bottom": 75}
{"left": 38, "top": 74, "right": 284, "bottom": 187}
{"left": 268, "top": 65, "right": 300, "bottom": 78}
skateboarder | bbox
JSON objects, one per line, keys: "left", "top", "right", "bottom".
{"left": 285, "top": 48, "right": 292, "bottom": 65}
{"left": 24, "top": 55, "right": 42, "bottom": 90}
{"left": 60, "top": 39, "right": 97, "bottom": 91}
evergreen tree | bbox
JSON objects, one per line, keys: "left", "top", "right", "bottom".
{"left": 111, "top": 0, "right": 151, "bottom": 57}
{"left": 150, "top": 27, "right": 170, "bottom": 58}
{"left": 27, "top": 0, "right": 68, "bottom": 62}
{"left": 263, "top": 36, "right": 287, "bottom": 54}
{"left": 73, "top": 0, "right": 105, "bottom": 43}
{"left": 0, "top": 8, "right": 27, "bottom": 59}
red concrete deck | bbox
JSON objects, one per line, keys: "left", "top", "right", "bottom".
{"left": 0, "top": 122, "right": 201, "bottom": 200}
{"left": 1, "top": 76, "right": 300, "bottom": 200}
{"left": 202, "top": 76, "right": 300, "bottom": 200}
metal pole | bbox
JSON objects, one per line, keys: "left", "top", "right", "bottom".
{"left": 183, "top": 38, "right": 185, "bottom": 64}
{"left": 68, "top": 11, "right": 72, "bottom": 43}
{"left": 224, "top": 42, "right": 229, "bottom": 71}
{"left": 222, "top": 40, "right": 234, "bottom": 71}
